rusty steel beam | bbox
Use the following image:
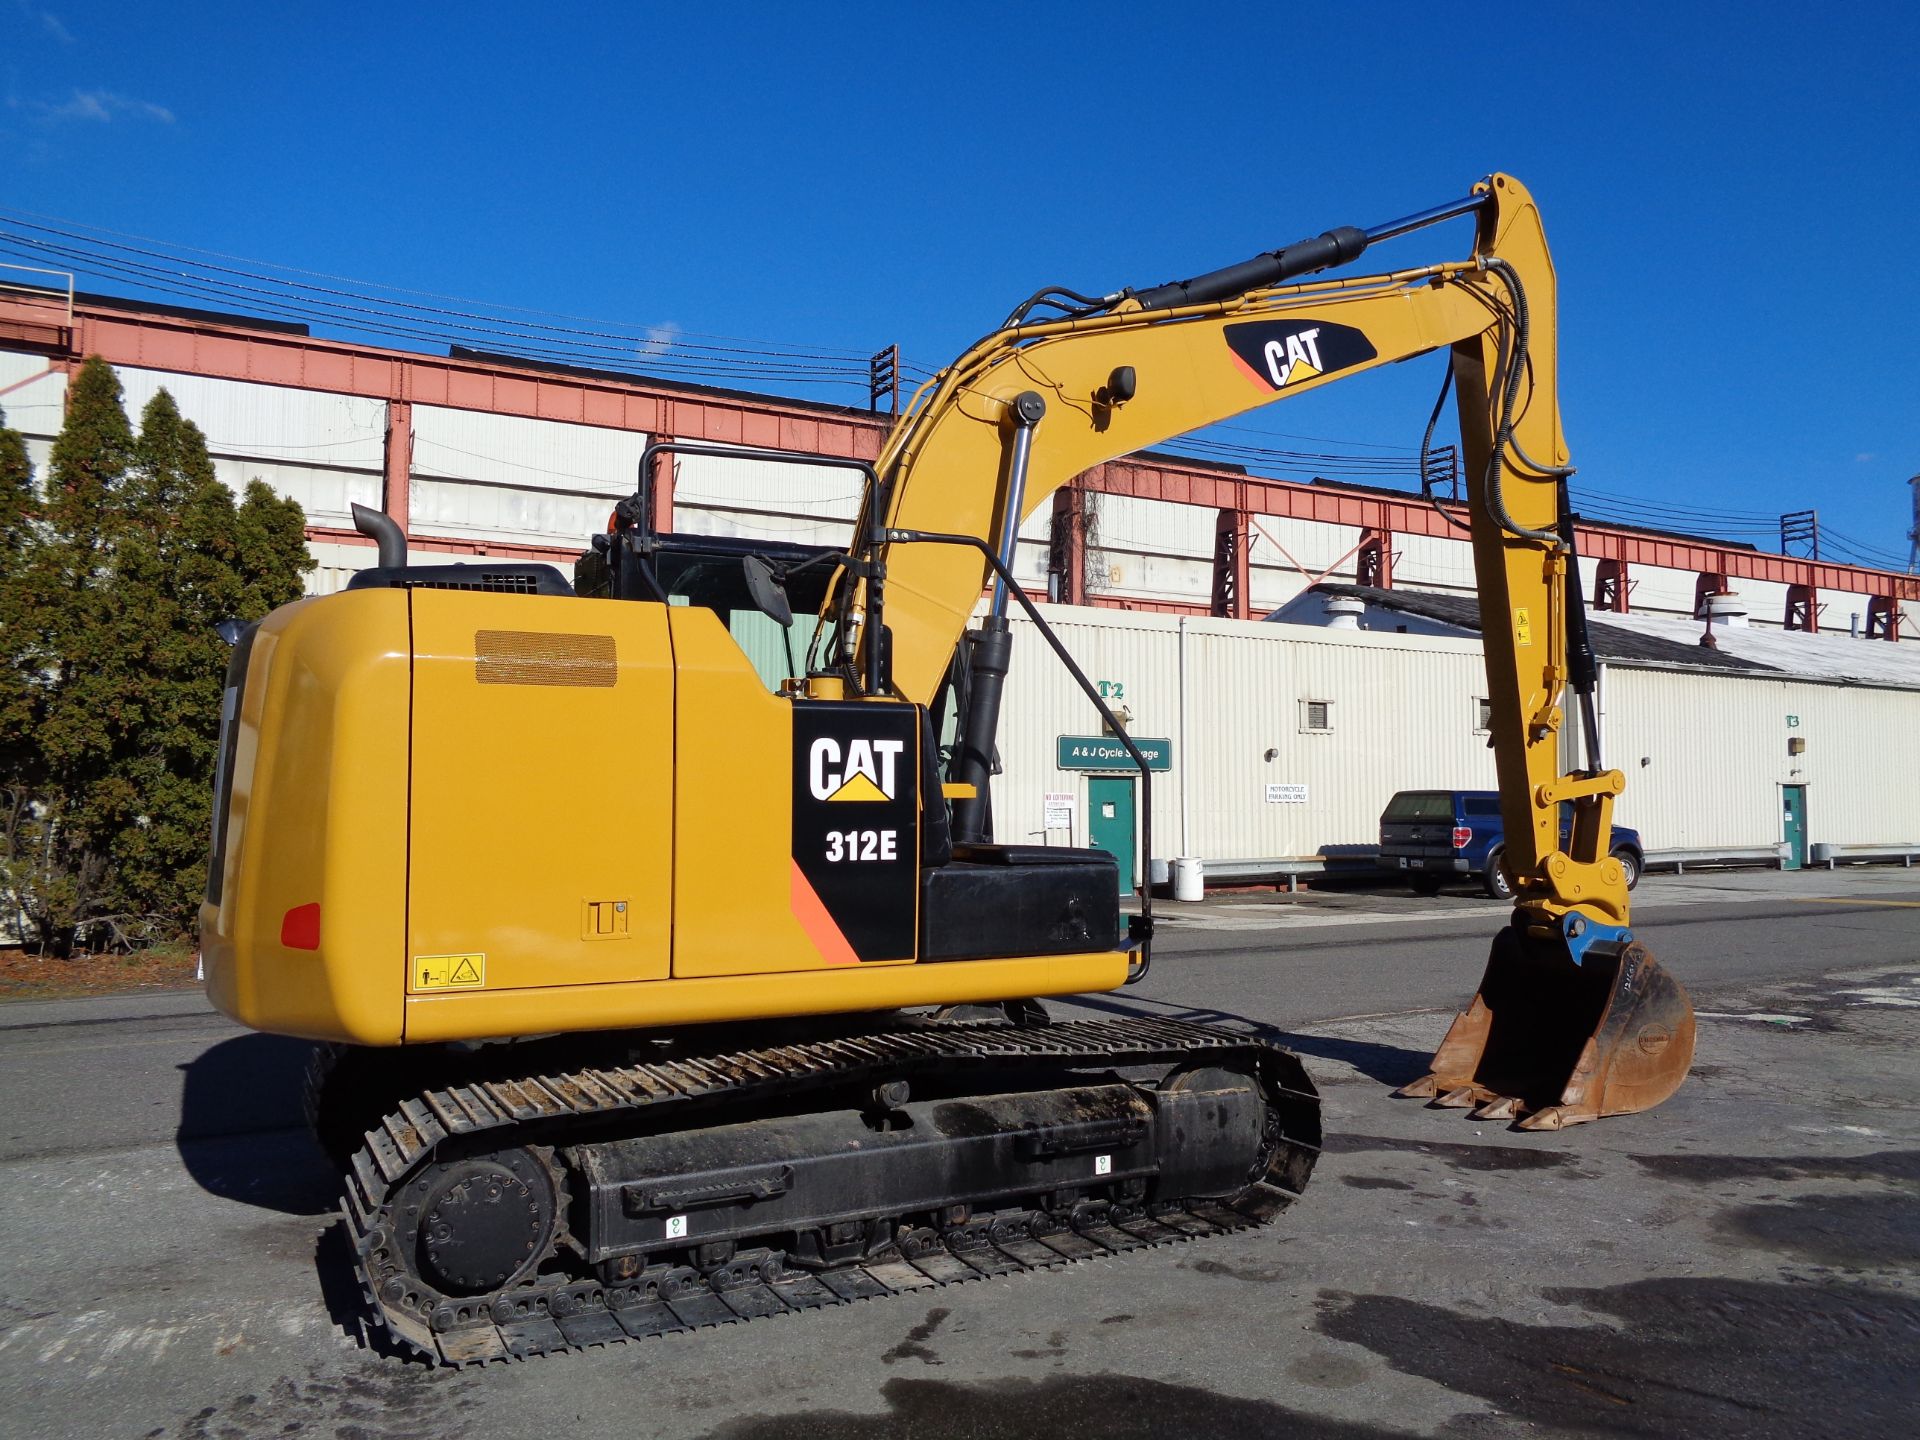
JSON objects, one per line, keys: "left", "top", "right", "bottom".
{"left": 55, "top": 298, "right": 887, "bottom": 464}
{"left": 382, "top": 398, "right": 412, "bottom": 535}
{"left": 10, "top": 290, "right": 1915, "bottom": 608}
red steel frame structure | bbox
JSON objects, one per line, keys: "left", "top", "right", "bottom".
{"left": 4, "top": 286, "right": 1914, "bottom": 636}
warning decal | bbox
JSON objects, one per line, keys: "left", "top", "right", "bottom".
{"left": 412, "top": 952, "right": 486, "bottom": 992}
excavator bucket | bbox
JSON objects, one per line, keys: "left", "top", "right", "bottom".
{"left": 1397, "top": 924, "right": 1695, "bottom": 1130}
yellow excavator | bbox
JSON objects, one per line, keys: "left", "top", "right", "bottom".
{"left": 201, "top": 173, "right": 1694, "bottom": 1364}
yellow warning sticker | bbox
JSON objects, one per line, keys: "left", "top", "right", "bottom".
{"left": 1514, "top": 607, "right": 1533, "bottom": 647}
{"left": 412, "top": 952, "right": 486, "bottom": 992}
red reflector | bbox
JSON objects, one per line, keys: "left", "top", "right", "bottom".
{"left": 281, "top": 902, "right": 321, "bottom": 950}
{"left": 1452, "top": 826, "right": 1472, "bottom": 849}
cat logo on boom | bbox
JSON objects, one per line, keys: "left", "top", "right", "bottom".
{"left": 1223, "top": 318, "right": 1378, "bottom": 394}
{"left": 809, "top": 737, "right": 905, "bottom": 802}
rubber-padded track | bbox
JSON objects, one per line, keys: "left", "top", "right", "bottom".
{"left": 342, "top": 1016, "right": 1320, "bottom": 1365}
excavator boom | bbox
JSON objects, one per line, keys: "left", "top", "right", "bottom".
{"left": 824, "top": 172, "right": 1693, "bottom": 1126}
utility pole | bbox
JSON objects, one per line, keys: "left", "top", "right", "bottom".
{"left": 1908, "top": 475, "right": 1919, "bottom": 573}
{"left": 1779, "top": 509, "right": 1819, "bottom": 560}
{"left": 868, "top": 345, "right": 900, "bottom": 416}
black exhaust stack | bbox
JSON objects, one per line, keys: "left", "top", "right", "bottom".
{"left": 351, "top": 502, "right": 407, "bottom": 570}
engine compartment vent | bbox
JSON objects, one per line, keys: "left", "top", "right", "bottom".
{"left": 346, "top": 562, "right": 574, "bottom": 596}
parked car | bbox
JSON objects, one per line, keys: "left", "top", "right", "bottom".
{"left": 1377, "top": 789, "right": 1644, "bottom": 899}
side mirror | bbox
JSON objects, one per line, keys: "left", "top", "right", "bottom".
{"left": 742, "top": 555, "right": 793, "bottom": 628}
{"left": 214, "top": 619, "right": 247, "bottom": 648}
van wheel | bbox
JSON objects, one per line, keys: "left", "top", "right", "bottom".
{"left": 1408, "top": 874, "right": 1444, "bottom": 896}
{"left": 1613, "top": 847, "right": 1642, "bottom": 891}
{"left": 1483, "top": 851, "right": 1515, "bottom": 901}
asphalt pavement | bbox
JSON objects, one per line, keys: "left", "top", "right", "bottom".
{"left": 2, "top": 867, "right": 1916, "bottom": 1438}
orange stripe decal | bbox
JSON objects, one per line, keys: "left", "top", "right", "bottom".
{"left": 790, "top": 860, "right": 862, "bottom": 966}
{"left": 1227, "top": 348, "right": 1274, "bottom": 393}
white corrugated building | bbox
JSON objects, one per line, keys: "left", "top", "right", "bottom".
{"left": 5, "top": 300, "right": 1918, "bottom": 889}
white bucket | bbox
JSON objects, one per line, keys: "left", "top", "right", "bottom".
{"left": 1172, "top": 856, "right": 1205, "bottom": 902}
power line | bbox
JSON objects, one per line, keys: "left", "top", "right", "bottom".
{"left": 5, "top": 207, "right": 1909, "bottom": 576}
{"left": 0, "top": 205, "right": 880, "bottom": 360}
{"left": 0, "top": 219, "right": 884, "bottom": 394}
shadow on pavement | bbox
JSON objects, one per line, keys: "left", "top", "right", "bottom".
{"left": 176, "top": 1033, "right": 337, "bottom": 1215}
{"left": 1064, "top": 990, "right": 1435, "bottom": 1087}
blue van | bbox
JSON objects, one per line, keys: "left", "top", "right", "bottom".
{"left": 1378, "top": 789, "right": 1644, "bottom": 899}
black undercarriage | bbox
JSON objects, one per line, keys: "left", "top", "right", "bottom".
{"left": 321, "top": 1013, "right": 1320, "bottom": 1364}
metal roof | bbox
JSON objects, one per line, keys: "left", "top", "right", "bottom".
{"left": 1587, "top": 608, "right": 1920, "bottom": 690}
{"left": 1293, "top": 583, "right": 1776, "bottom": 675}
{"left": 1282, "top": 583, "right": 1920, "bottom": 689}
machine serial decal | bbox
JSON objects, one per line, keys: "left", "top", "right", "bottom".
{"left": 824, "top": 829, "right": 899, "bottom": 862}
{"left": 1223, "top": 319, "right": 1377, "bottom": 394}
{"left": 792, "top": 703, "right": 919, "bottom": 961}
{"left": 808, "top": 736, "right": 905, "bottom": 802}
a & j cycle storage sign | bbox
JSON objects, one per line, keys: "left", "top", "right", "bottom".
{"left": 1056, "top": 735, "right": 1173, "bottom": 772}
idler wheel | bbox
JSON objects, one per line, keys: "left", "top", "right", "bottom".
{"left": 409, "top": 1149, "right": 558, "bottom": 1296}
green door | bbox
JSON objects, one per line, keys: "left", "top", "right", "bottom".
{"left": 1782, "top": 785, "right": 1807, "bottom": 870}
{"left": 1088, "top": 776, "right": 1136, "bottom": 894}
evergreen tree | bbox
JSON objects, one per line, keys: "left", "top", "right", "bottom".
{"left": 233, "top": 479, "right": 315, "bottom": 616}
{"left": 7, "top": 359, "right": 135, "bottom": 951}
{"left": 1, "top": 361, "right": 314, "bottom": 949}
{"left": 0, "top": 408, "right": 41, "bottom": 941}
{"left": 0, "top": 406, "right": 37, "bottom": 752}
{"left": 101, "top": 396, "right": 313, "bottom": 927}
{"left": 101, "top": 393, "right": 228, "bottom": 921}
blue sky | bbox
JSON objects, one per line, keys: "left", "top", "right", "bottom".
{"left": 3, "top": 1, "right": 1915, "bottom": 569}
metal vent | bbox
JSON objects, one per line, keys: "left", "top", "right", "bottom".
{"left": 408, "top": 572, "right": 541, "bottom": 594}
{"left": 474, "top": 630, "right": 618, "bottom": 687}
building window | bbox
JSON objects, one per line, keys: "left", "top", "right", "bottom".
{"left": 1474, "top": 697, "right": 1492, "bottom": 734}
{"left": 1299, "top": 699, "right": 1333, "bottom": 733}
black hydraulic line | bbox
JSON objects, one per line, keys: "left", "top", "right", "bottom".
{"left": 1557, "top": 486, "right": 1603, "bottom": 772}
{"left": 949, "top": 394, "right": 1045, "bottom": 840}
{"left": 886, "top": 526, "right": 1155, "bottom": 983}
{"left": 1132, "top": 226, "right": 1370, "bottom": 312}
{"left": 948, "top": 616, "right": 1010, "bottom": 845}
{"left": 1131, "top": 190, "right": 1490, "bottom": 313}
{"left": 1419, "top": 363, "right": 1472, "bottom": 535}
{"left": 1475, "top": 258, "right": 1569, "bottom": 548}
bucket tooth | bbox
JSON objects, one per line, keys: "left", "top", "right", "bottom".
{"left": 1435, "top": 1086, "right": 1486, "bottom": 1109}
{"left": 1394, "top": 1075, "right": 1440, "bottom": 1099}
{"left": 1517, "top": 1106, "right": 1573, "bottom": 1132}
{"left": 1469, "top": 1095, "right": 1520, "bottom": 1121}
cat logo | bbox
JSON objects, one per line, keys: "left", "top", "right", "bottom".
{"left": 1223, "top": 318, "right": 1378, "bottom": 395}
{"left": 1263, "top": 327, "right": 1324, "bottom": 388}
{"left": 809, "top": 737, "right": 905, "bottom": 802}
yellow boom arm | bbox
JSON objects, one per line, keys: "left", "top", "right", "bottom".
{"left": 837, "top": 173, "right": 1694, "bottom": 1127}
{"left": 853, "top": 174, "right": 1611, "bottom": 931}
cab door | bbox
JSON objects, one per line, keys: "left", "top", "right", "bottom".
{"left": 669, "top": 606, "right": 919, "bottom": 975}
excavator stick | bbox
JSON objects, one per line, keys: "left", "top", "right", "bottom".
{"left": 1398, "top": 919, "right": 1695, "bottom": 1131}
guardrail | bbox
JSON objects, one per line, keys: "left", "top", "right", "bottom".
{"left": 1810, "top": 842, "right": 1919, "bottom": 870}
{"left": 1174, "top": 839, "right": 1892, "bottom": 891}
{"left": 1643, "top": 845, "right": 1788, "bottom": 874}
{"left": 1197, "top": 849, "right": 1381, "bottom": 893}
